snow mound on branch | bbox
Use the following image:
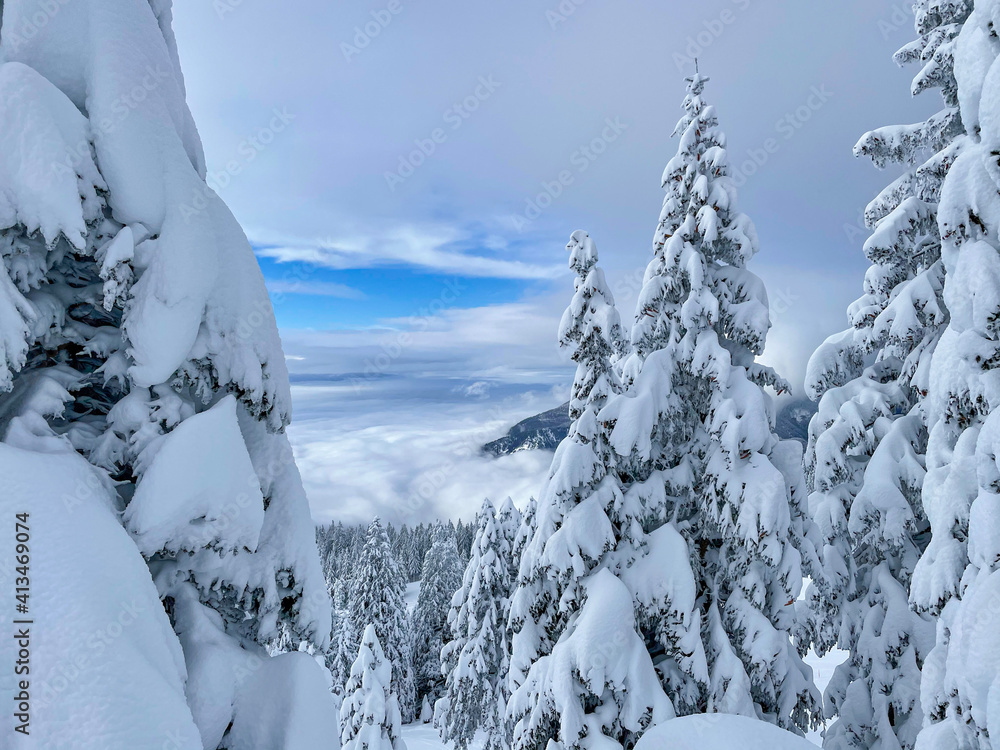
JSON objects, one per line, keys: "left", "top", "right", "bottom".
{"left": 123, "top": 395, "right": 264, "bottom": 556}
{"left": 936, "top": 569, "right": 1000, "bottom": 742}
{"left": 634, "top": 714, "right": 817, "bottom": 750}
{"left": 0, "top": 443, "right": 201, "bottom": 750}
{"left": 233, "top": 406, "right": 332, "bottom": 647}
{"left": 0, "top": 61, "right": 103, "bottom": 249}
{"left": 226, "top": 651, "right": 339, "bottom": 750}
{"left": 3, "top": 0, "right": 291, "bottom": 427}
{"left": 804, "top": 329, "right": 861, "bottom": 400}
{"left": 621, "top": 523, "right": 697, "bottom": 628}
{"left": 512, "top": 569, "right": 673, "bottom": 748}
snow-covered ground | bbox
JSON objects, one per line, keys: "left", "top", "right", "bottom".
{"left": 404, "top": 581, "right": 421, "bottom": 613}
{"left": 803, "top": 644, "right": 847, "bottom": 746}
{"left": 402, "top": 724, "right": 483, "bottom": 750}
{"left": 635, "top": 715, "right": 819, "bottom": 749}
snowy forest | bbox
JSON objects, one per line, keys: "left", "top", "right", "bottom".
{"left": 3, "top": 0, "right": 1000, "bottom": 749}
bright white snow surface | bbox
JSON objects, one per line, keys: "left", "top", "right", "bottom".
{"left": 634, "top": 715, "right": 817, "bottom": 750}
{"left": 123, "top": 395, "right": 265, "bottom": 557}
{"left": 226, "top": 651, "right": 339, "bottom": 750}
{"left": 0, "top": 443, "right": 203, "bottom": 749}
{"left": 402, "top": 724, "right": 483, "bottom": 750}
{"left": 404, "top": 581, "right": 421, "bottom": 613}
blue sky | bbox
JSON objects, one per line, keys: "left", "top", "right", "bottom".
{"left": 169, "top": 0, "right": 935, "bottom": 523}
{"left": 257, "top": 255, "right": 539, "bottom": 329}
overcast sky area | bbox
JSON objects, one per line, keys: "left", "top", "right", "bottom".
{"left": 170, "top": 0, "right": 932, "bottom": 525}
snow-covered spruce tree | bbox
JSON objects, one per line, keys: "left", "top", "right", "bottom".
{"left": 328, "top": 576, "right": 356, "bottom": 692}
{"left": 456, "top": 515, "right": 477, "bottom": 561}
{"left": 395, "top": 524, "right": 418, "bottom": 582}
{"left": 410, "top": 522, "right": 434, "bottom": 580}
{"left": 334, "top": 574, "right": 352, "bottom": 611}
{"left": 437, "top": 499, "right": 515, "bottom": 750}
{"left": 350, "top": 517, "right": 417, "bottom": 722}
{"left": 800, "top": 4, "right": 964, "bottom": 747}
{"left": 497, "top": 496, "right": 524, "bottom": 596}
{"left": 511, "top": 496, "right": 537, "bottom": 569}
{"left": 0, "top": 1, "right": 330, "bottom": 745}
{"left": 504, "top": 495, "right": 533, "bottom": 703}
{"left": 411, "top": 526, "right": 464, "bottom": 709}
{"left": 341, "top": 624, "right": 408, "bottom": 750}
{"left": 508, "top": 230, "right": 626, "bottom": 700}
{"left": 496, "top": 495, "right": 523, "bottom": 716}
{"left": 508, "top": 230, "right": 680, "bottom": 750}
{"left": 597, "top": 72, "right": 820, "bottom": 732}
{"left": 905, "top": 5, "right": 1000, "bottom": 748}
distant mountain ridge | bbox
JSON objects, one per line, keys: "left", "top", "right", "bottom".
{"left": 482, "top": 403, "right": 572, "bottom": 456}
{"left": 482, "top": 397, "right": 817, "bottom": 456}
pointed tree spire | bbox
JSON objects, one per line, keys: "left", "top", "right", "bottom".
{"left": 596, "top": 71, "right": 820, "bottom": 733}
{"left": 437, "top": 499, "right": 514, "bottom": 750}
{"left": 349, "top": 517, "right": 416, "bottom": 722}
{"left": 508, "top": 231, "right": 629, "bottom": 706}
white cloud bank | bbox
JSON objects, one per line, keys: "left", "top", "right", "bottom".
{"left": 289, "top": 381, "right": 558, "bottom": 525}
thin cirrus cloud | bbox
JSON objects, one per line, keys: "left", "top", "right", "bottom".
{"left": 253, "top": 224, "right": 566, "bottom": 281}
{"left": 280, "top": 298, "right": 572, "bottom": 383}
{"left": 265, "top": 279, "right": 366, "bottom": 299}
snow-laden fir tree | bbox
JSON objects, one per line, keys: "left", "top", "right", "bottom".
{"left": 496, "top": 497, "right": 524, "bottom": 598}
{"left": 904, "top": 4, "right": 1000, "bottom": 748}
{"left": 504, "top": 494, "right": 534, "bottom": 725}
{"left": 800, "top": 3, "right": 964, "bottom": 747}
{"left": 395, "top": 524, "right": 418, "bottom": 582}
{"left": 410, "top": 523, "right": 435, "bottom": 581}
{"left": 328, "top": 577, "right": 356, "bottom": 692}
{"left": 341, "top": 624, "right": 408, "bottom": 750}
{"left": 508, "top": 230, "right": 626, "bottom": 700}
{"left": 511, "top": 496, "right": 537, "bottom": 569}
{"left": 598, "top": 72, "right": 820, "bottom": 731}
{"left": 508, "top": 230, "right": 680, "bottom": 750}
{"left": 350, "top": 517, "right": 417, "bottom": 722}
{"left": 411, "top": 525, "right": 464, "bottom": 709}
{"left": 496, "top": 496, "right": 524, "bottom": 696}
{"left": 0, "top": 0, "right": 331, "bottom": 745}
{"left": 437, "top": 499, "right": 515, "bottom": 750}
{"left": 456, "top": 518, "right": 477, "bottom": 561}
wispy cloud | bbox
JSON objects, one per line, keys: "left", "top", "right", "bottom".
{"left": 280, "top": 299, "right": 572, "bottom": 384}
{"left": 265, "top": 279, "right": 366, "bottom": 299}
{"left": 254, "top": 224, "right": 565, "bottom": 280}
